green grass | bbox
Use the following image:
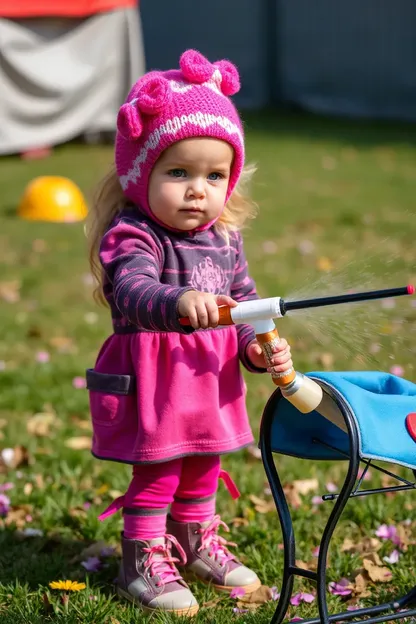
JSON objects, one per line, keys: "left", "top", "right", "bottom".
{"left": 0, "top": 112, "right": 415, "bottom": 624}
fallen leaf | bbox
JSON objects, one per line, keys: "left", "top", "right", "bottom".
{"left": 0, "top": 446, "right": 31, "bottom": 473}
{"left": 318, "top": 352, "right": 334, "bottom": 369}
{"left": 26, "top": 412, "right": 56, "bottom": 437}
{"left": 292, "top": 478, "right": 319, "bottom": 496}
{"left": 283, "top": 483, "right": 302, "bottom": 509}
{"left": 295, "top": 560, "right": 310, "bottom": 570}
{"left": 341, "top": 537, "right": 381, "bottom": 554}
{"left": 231, "top": 517, "right": 249, "bottom": 528}
{"left": 317, "top": 257, "right": 333, "bottom": 272}
{"left": 0, "top": 280, "right": 21, "bottom": 303}
{"left": 362, "top": 559, "right": 392, "bottom": 583}
{"left": 64, "top": 437, "right": 91, "bottom": 450}
{"left": 23, "top": 483, "right": 33, "bottom": 496}
{"left": 351, "top": 573, "right": 371, "bottom": 598}
{"left": 0, "top": 504, "right": 33, "bottom": 528}
{"left": 248, "top": 495, "right": 275, "bottom": 514}
{"left": 70, "top": 416, "right": 92, "bottom": 431}
{"left": 80, "top": 541, "right": 114, "bottom": 560}
{"left": 49, "top": 336, "right": 76, "bottom": 354}
{"left": 238, "top": 585, "right": 273, "bottom": 605}
{"left": 202, "top": 598, "right": 222, "bottom": 608}
{"left": 109, "top": 489, "right": 124, "bottom": 499}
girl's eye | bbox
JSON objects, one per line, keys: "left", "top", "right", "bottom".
{"left": 207, "top": 172, "right": 223, "bottom": 181}
{"left": 168, "top": 169, "right": 186, "bottom": 178}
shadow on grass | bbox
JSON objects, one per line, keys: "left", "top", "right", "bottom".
{"left": 0, "top": 528, "right": 118, "bottom": 594}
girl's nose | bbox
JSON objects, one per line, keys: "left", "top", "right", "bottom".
{"left": 186, "top": 178, "right": 206, "bottom": 199}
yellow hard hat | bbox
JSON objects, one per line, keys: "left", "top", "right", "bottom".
{"left": 18, "top": 176, "right": 88, "bottom": 222}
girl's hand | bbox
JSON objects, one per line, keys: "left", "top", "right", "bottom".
{"left": 246, "top": 337, "right": 293, "bottom": 373}
{"left": 178, "top": 291, "right": 238, "bottom": 329}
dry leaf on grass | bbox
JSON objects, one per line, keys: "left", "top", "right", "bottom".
{"left": 292, "top": 478, "right": 319, "bottom": 495}
{"left": 352, "top": 573, "right": 371, "bottom": 598}
{"left": 0, "top": 504, "right": 33, "bottom": 528}
{"left": 26, "top": 412, "right": 56, "bottom": 437}
{"left": 70, "top": 416, "right": 92, "bottom": 431}
{"left": 341, "top": 537, "right": 381, "bottom": 554}
{"left": 237, "top": 584, "right": 274, "bottom": 611}
{"left": 49, "top": 336, "right": 77, "bottom": 354}
{"left": 202, "top": 598, "right": 222, "bottom": 608}
{"left": 283, "top": 483, "right": 302, "bottom": 509}
{"left": 362, "top": 559, "right": 393, "bottom": 583}
{"left": 64, "top": 436, "right": 91, "bottom": 450}
{"left": 0, "top": 445, "right": 31, "bottom": 472}
{"left": 248, "top": 495, "right": 275, "bottom": 514}
{"left": 230, "top": 517, "right": 249, "bottom": 528}
{"left": 0, "top": 280, "right": 21, "bottom": 303}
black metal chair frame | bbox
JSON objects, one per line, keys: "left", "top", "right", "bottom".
{"left": 260, "top": 381, "right": 416, "bottom": 624}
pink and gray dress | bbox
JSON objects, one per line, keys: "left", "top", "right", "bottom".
{"left": 88, "top": 207, "right": 264, "bottom": 465}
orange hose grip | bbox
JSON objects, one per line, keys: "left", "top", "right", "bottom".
{"left": 256, "top": 328, "right": 296, "bottom": 387}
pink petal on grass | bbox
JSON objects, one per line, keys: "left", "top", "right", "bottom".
{"left": 290, "top": 618, "right": 304, "bottom": 622}
{"left": 328, "top": 578, "right": 352, "bottom": 597}
{"left": 347, "top": 605, "right": 361, "bottom": 611}
{"left": 230, "top": 587, "right": 246, "bottom": 599}
{"left": 81, "top": 556, "right": 101, "bottom": 572}
{"left": 290, "top": 593, "right": 315, "bottom": 606}
{"left": 35, "top": 351, "right": 50, "bottom": 363}
{"left": 0, "top": 482, "right": 14, "bottom": 492}
{"left": 358, "top": 467, "right": 372, "bottom": 481}
{"left": 383, "top": 549, "right": 400, "bottom": 564}
{"left": 0, "top": 494, "right": 11, "bottom": 516}
{"left": 312, "top": 546, "right": 320, "bottom": 557}
{"left": 311, "top": 496, "right": 323, "bottom": 505}
{"left": 233, "top": 607, "right": 249, "bottom": 614}
{"left": 389, "top": 365, "right": 404, "bottom": 377}
{"left": 72, "top": 376, "right": 87, "bottom": 389}
{"left": 375, "top": 524, "right": 397, "bottom": 540}
{"left": 326, "top": 482, "right": 337, "bottom": 493}
{"left": 271, "top": 586, "right": 280, "bottom": 601}
{"left": 262, "top": 240, "right": 278, "bottom": 254}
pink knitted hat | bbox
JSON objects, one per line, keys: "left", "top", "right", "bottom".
{"left": 115, "top": 49, "right": 245, "bottom": 231}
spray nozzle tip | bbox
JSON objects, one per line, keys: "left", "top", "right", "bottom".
{"left": 407, "top": 284, "right": 415, "bottom": 295}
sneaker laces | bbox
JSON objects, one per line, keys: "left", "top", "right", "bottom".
{"left": 143, "top": 535, "right": 187, "bottom": 587}
{"left": 197, "top": 515, "right": 237, "bottom": 566}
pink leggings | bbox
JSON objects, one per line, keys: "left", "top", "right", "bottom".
{"left": 123, "top": 455, "right": 221, "bottom": 540}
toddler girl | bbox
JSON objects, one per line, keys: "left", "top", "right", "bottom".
{"left": 86, "top": 49, "right": 293, "bottom": 617}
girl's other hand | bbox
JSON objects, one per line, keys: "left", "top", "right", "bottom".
{"left": 246, "top": 337, "right": 293, "bottom": 373}
{"left": 178, "top": 291, "right": 238, "bottom": 329}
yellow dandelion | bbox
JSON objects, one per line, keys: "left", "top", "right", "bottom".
{"left": 49, "top": 580, "right": 86, "bottom": 591}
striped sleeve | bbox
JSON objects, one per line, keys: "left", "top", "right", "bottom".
{"left": 231, "top": 232, "right": 266, "bottom": 373}
{"left": 99, "top": 218, "right": 193, "bottom": 332}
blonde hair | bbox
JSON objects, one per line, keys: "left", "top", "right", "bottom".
{"left": 86, "top": 164, "right": 258, "bottom": 305}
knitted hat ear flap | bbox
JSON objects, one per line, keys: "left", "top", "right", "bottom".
{"left": 117, "top": 103, "right": 143, "bottom": 140}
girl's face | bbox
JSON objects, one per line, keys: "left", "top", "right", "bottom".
{"left": 148, "top": 138, "right": 234, "bottom": 231}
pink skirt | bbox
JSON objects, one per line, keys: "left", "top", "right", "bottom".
{"left": 88, "top": 326, "right": 254, "bottom": 464}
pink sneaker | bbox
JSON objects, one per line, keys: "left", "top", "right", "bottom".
{"left": 167, "top": 515, "right": 261, "bottom": 594}
{"left": 117, "top": 533, "right": 199, "bottom": 616}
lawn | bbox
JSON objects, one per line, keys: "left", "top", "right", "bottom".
{"left": 0, "top": 112, "right": 415, "bottom": 624}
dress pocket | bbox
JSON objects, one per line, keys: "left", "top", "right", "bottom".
{"left": 86, "top": 369, "right": 136, "bottom": 428}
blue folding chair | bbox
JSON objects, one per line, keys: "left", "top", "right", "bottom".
{"left": 260, "top": 371, "right": 416, "bottom": 624}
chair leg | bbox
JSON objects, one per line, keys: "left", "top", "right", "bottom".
{"left": 260, "top": 425, "right": 295, "bottom": 624}
{"left": 316, "top": 448, "right": 360, "bottom": 623}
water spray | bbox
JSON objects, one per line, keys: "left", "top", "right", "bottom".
{"left": 180, "top": 285, "right": 415, "bottom": 431}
